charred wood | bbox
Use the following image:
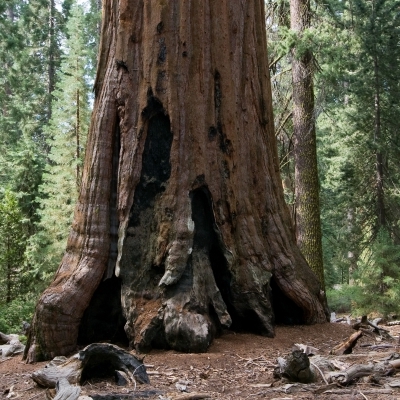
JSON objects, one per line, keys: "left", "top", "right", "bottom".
{"left": 31, "top": 343, "right": 149, "bottom": 389}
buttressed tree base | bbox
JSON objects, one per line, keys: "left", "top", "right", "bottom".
{"left": 25, "top": 0, "right": 328, "bottom": 363}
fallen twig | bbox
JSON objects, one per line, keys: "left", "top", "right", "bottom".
{"left": 310, "top": 361, "right": 328, "bottom": 385}
{"left": 171, "top": 393, "right": 211, "bottom": 400}
{"left": 359, "top": 391, "right": 368, "bottom": 400}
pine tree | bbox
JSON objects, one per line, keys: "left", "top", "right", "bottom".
{"left": 0, "top": 190, "right": 28, "bottom": 304}
{"left": 317, "top": 0, "right": 400, "bottom": 290}
{"left": 26, "top": 2, "right": 97, "bottom": 281}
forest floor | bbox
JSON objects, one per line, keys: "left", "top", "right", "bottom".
{"left": 1, "top": 322, "right": 400, "bottom": 399}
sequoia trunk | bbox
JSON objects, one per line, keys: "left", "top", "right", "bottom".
{"left": 25, "top": 0, "right": 328, "bottom": 362}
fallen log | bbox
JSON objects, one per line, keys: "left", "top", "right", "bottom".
{"left": 321, "top": 388, "right": 393, "bottom": 395}
{"left": 330, "top": 331, "right": 362, "bottom": 355}
{"left": 32, "top": 355, "right": 82, "bottom": 388}
{"left": 0, "top": 332, "right": 15, "bottom": 344}
{"left": 32, "top": 343, "right": 149, "bottom": 389}
{"left": 387, "top": 320, "right": 400, "bottom": 326}
{"left": 329, "top": 361, "right": 395, "bottom": 385}
{"left": 0, "top": 332, "right": 25, "bottom": 357}
{"left": 87, "top": 391, "right": 162, "bottom": 399}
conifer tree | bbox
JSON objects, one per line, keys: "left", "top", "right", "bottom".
{"left": 0, "top": 190, "right": 28, "bottom": 304}
{"left": 27, "top": 2, "right": 95, "bottom": 279}
{"left": 317, "top": 0, "right": 400, "bottom": 290}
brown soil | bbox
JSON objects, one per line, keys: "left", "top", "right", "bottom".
{"left": 1, "top": 323, "right": 400, "bottom": 399}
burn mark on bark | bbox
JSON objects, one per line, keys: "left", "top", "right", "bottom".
{"left": 156, "top": 70, "right": 167, "bottom": 94}
{"left": 116, "top": 59, "right": 128, "bottom": 72}
{"left": 156, "top": 21, "right": 164, "bottom": 34}
{"left": 129, "top": 91, "right": 172, "bottom": 228}
{"left": 192, "top": 174, "right": 205, "bottom": 189}
{"left": 190, "top": 187, "right": 233, "bottom": 323}
{"left": 157, "top": 38, "right": 167, "bottom": 65}
{"left": 78, "top": 276, "right": 128, "bottom": 346}
{"left": 222, "top": 160, "right": 230, "bottom": 179}
{"left": 208, "top": 126, "right": 217, "bottom": 141}
{"left": 120, "top": 88, "right": 172, "bottom": 295}
{"left": 105, "top": 120, "right": 121, "bottom": 279}
{"left": 213, "top": 70, "right": 232, "bottom": 155}
{"left": 259, "top": 96, "right": 269, "bottom": 126}
{"left": 261, "top": 216, "right": 268, "bottom": 238}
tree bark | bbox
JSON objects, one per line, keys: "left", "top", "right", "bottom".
{"left": 25, "top": 0, "right": 328, "bottom": 362}
{"left": 291, "top": 0, "right": 325, "bottom": 287}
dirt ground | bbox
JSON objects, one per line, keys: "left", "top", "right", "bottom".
{"left": 2, "top": 322, "right": 400, "bottom": 399}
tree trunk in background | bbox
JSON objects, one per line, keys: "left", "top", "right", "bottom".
{"left": 25, "top": 0, "right": 328, "bottom": 363}
{"left": 48, "top": 0, "right": 56, "bottom": 121}
{"left": 373, "top": 50, "right": 384, "bottom": 230}
{"left": 291, "top": 0, "right": 325, "bottom": 287}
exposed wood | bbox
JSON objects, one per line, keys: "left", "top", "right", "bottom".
{"left": 367, "top": 319, "right": 389, "bottom": 333}
{"left": 321, "top": 389, "right": 393, "bottom": 395}
{"left": 274, "top": 350, "right": 316, "bottom": 383}
{"left": 330, "top": 331, "right": 363, "bottom": 355}
{"left": 329, "top": 362, "right": 395, "bottom": 385}
{"left": 87, "top": 392, "right": 162, "bottom": 399}
{"left": 388, "top": 359, "right": 400, "bottom": 369}
{"left": 171, "top": 394, "right": 212, "bottom": 400}
{"left": 0, "top": 332, "right": 14, "bottom": 344}
{"left": 25, "top": 0, "right": 328, "bottom": 362}
{"left": 53, "top": 378, "right": 81, "bottom": 400}
{"left": 32, "top": 356, "right": 82, "bottom": 388}
{"left": 372, "top": 317, "right": 382, "bottom": 326}
{"left": 352, "top": 315, "right": 368, "bottom": 330}
{"left": 0, "top": 332, "right": 25, "bottom": 357}
{"left": 31, "top": 343, "right": 149, "bottom": 389}
{"left": 387, "top": 320, "right": 400, "bottom": 326}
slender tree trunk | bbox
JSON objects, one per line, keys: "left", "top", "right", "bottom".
{"left": 373, "top": 55, "right": 384, "bottom": 229}
{"left": 6, "top": 236, "right": 11, "bottom": 304}
{"left": 291, "top": 0, "right": 325, "bottom": 287}
{"left": 25, "top": 0, "right": 328, "bottom": 362}
{"left": 76, "top": 87, "right": 80, "bottom": 186}
{"left": 48, "top": 0, "right": 56, "bottom": 121}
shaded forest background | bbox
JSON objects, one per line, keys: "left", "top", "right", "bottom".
{"left": 0, "top": 0, "right": 399, "bottom": 333}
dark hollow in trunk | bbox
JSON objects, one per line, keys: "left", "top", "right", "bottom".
{"left": 24, "top": 1, "right": 328, "bottom": 362}
{"left": 78, "top": 276, "right": 128, "bottom": 346}
{"left": 270, "top": 277, "right": 304, "bottom": 325}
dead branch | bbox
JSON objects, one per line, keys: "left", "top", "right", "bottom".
{"left": 329, "top": 361, "right": 394, "bottom": 385}
{"left": 387, "top": 320, "right": 400, "bottom": 326}
{"left": 330, "top": 331, "right": 363, "bottom": 355}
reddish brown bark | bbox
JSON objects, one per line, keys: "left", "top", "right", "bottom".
{"left": 25, "top": 0, "right": 328, "bottom": 362}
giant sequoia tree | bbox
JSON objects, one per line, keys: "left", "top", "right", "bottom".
{"left": 25, "top": 0, "right": 328, "bottom": 362}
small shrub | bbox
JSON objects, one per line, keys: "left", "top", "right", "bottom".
{"left": 0, "top": 297, "right": 36, "bottom": 334}
{"left": 351, "top": 229, "right": 400, "bottom": 318}
{"left": 326, "top": 285, "right": 355, "bottom": 313}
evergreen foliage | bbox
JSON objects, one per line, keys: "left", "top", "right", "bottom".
{"left": 268, "top": 0, "right": 400, "bottom": 315}
{"left": 27, "top": 1, "right": 98, "bottom": 284}
{"left": 1, "top": 0, "right": 400, "bottom": 329}
{"left": 0, "top": 190, "right": 28, "bottom": 304}
{"left": 0, "top": 0, "right": 99, "bottom": 331}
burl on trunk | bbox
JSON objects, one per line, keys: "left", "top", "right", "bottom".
{"left": 25, "top": 0, "right": 328, "bottom": 362}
